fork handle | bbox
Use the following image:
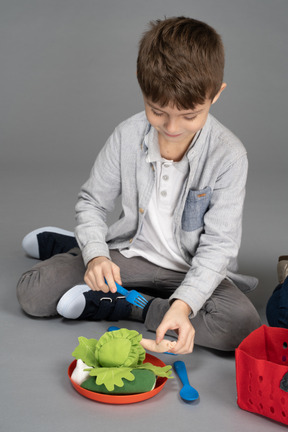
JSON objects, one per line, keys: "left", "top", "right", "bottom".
{"left": 104, "top": 278, "right": 128, "bottom": 296}
{"left": 114, "top": 281, "right": 128, "bottom": 296}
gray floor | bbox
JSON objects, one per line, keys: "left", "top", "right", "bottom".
{"left": 1, "top": 162, "right": 287, "bottom": 432}
{"left": 1, "top": 0, "right": 288, "bottom": 431}
{"left": 0, "top": 212, "right": 286, "bottom": 432}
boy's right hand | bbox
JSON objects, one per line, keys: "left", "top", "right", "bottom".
{"left": 84, "top": 256, "right": 122, "bottom": 294}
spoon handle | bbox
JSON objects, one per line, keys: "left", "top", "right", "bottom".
{"left": 174, "top": 360, "right": 190, "bottom": 386}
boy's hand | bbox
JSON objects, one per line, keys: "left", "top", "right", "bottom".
{"left": 84, "top": 256, "right": 122, "bottom": 293}
{"left": 156, "top": 300, "right": 195, "bottom": 355}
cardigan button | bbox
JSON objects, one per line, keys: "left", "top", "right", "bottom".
{"left": 139, "top": 207, "right": 144, "bottom": 214}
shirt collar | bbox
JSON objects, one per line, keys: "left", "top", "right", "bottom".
{"left": 145, "top": 127, "right": 163, "bottom": 163}
{"left": 144, "top": 125, "right": 201, "bottom": 172}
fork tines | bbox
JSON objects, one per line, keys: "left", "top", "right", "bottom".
{"left": 135, "top": 295, "right": 149, "bottom": 309}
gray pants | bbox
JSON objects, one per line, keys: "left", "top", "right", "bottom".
{"left": 17, "top": 248, "right": 262, "bottom": 351}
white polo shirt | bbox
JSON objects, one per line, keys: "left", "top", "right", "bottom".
{"left": 121, "top": 126, "right": 197, "bottom": 272}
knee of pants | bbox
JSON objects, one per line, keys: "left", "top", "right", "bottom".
{"left": 215, "top": 301, "right": 262, "bottom": 351}
{"left": 195, "top": 292, "right": 262, "bottom": 351}
{"left": 17, "top": 269, "right": 58, "bottom": 317}
{"left": 17, "top": 251, "right": 86, "bottom": 318}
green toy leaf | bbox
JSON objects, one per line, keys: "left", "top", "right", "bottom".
{"left": 72, "top": 337, "right": 99, "bottom": 368}
{"left": 81, "top": 369, "right": 156, "bottom": 394}
{"left": 138, "top": 362, "right": 173, "bottom": 378}
{"left": 71, "top": 330, "right": 173, "bottom": 393}
{"left": 95, "top": 329, "right": 146, "bottom": 368}
{"left": 89, "top": 367, "right": 135, "bottom": 391}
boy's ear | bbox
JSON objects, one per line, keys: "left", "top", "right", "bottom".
{"left": 212, "top": 83, "right": 227, "bottom": 105}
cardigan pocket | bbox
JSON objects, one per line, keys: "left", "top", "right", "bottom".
{"left": 181, "top": 186, "right": 211, "bottom": 232}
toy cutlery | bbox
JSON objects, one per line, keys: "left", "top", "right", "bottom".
{"left": 174, "top": 360, "right": 199, "bottom": 402}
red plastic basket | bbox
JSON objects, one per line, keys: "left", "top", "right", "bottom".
{"left": 235, "top": 325, "right": 288, "bottom": 425}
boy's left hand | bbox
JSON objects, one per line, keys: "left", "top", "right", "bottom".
{"left": 156, "top": 300, "right": 195, "bottom": 355}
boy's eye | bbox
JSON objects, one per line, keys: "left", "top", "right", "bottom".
{"left": 152, "top": 109, "right": 163, "bottom": 117}
{"left": 184, "top": 116, "right": 197, "bottom": 121}
{"left": 150, "top": 107, "right": 197, "bottom": 121}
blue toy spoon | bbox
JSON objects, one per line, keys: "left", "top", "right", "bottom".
{"left": 174, "top": 360, "right": 199, "bottom": 402}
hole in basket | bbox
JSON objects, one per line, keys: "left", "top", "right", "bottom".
{"left": 258, "top": 376, "right": 263, "bottom": 383}
{"left": 283, "top": 355, "right": 287, "bottom": 362}
{"left": 270, "top": 406, "right": 275, "bottom": 414}
{"left": 249, "top": 399, "right": 253, "bottom": 405}
{"left": 248, "top": 385, "right": 252, "bottom": 392}
{"left": 259, "top": 403, "right": 263, "bottom": 410}
{"left": 282, "top": 411, "right": 286, "bottom": 418}
{"left": 283, "top": 342, "right": 288, "bottom": 349}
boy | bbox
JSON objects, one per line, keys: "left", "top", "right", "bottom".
{"left": 17, "top": 17, "right": 261, "bottom": 354}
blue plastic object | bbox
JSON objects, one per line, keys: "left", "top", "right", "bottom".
{"left": 174, "top": 360, "right": 199, "bottom": 402}
{"left": 104, "top": 279, "right": 148, "bottom": 309}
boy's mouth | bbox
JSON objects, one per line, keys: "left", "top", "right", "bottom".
{"left": 163, "top": 131, "right": 183, "bottom": 138}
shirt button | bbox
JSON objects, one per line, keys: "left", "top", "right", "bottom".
{"left": 162, "top": 175, "right": 169, "bottom": 181}
{"left": 139, "top": 207, "right": 144, "bottom": 214}
{"left": 160, "top": 190, "right": 167, "bottom": 197}
{"left": 129, "top": 238, "right": 133, "bottom": 243}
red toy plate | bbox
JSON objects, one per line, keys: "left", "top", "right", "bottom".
{"left": 68, "top": 353, "right": 168, "bottom": 404}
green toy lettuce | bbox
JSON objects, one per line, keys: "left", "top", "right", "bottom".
{"left": 72, "top": 329, "right": 172, "bottom": 392}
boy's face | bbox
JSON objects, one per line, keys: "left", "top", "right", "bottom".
{"left": 143, "top": 84, "right": 225, "bottom": 160}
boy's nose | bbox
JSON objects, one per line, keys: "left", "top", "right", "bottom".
{"left": 164, "top": 118, "right": 178, "bottom": 133}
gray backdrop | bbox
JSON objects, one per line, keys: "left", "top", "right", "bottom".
{"left": 0, "top": 1, "right": 287, "bottom": 431}
{"left": 1, "top": 0, "right": 287, "bottom": 310}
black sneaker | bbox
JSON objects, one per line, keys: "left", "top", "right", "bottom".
{"left": 57, "top": 284, "right": 131, "bottom": 321}
{"left": 22, "top": 227, "right": 77, "bottom": 259}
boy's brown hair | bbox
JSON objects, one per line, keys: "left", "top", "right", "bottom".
{"left": 137, "top": 16, "right": 225, "bottom": 110}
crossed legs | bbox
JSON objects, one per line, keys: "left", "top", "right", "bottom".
{"left": 17, "top": 248, "right": 261, "bottom": 350}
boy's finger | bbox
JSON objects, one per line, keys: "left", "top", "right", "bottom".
{"left": 103, "top": 274, "right": 117, "bottom": 293}
{"left": 156, "top": 324, "right": 168, "bottom": 344}
{"left": 112, "top": 265, "right": 122, "bottom": 286}
{"left": 174, "top": 329, "right": 194, "bottom": 354}
{"left": 92, "top": 270, "right": 108, "bottom": 292}
{"left": 84, "top": 271, "right": 97, "bottom": 291}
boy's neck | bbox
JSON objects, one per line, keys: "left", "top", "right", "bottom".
{"left": 158, "top": 133, "right": 195, "bottom": 162}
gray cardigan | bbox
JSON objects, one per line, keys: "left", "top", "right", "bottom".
{"left": 75, "top": 111, "right": 258, "bottom": 316}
